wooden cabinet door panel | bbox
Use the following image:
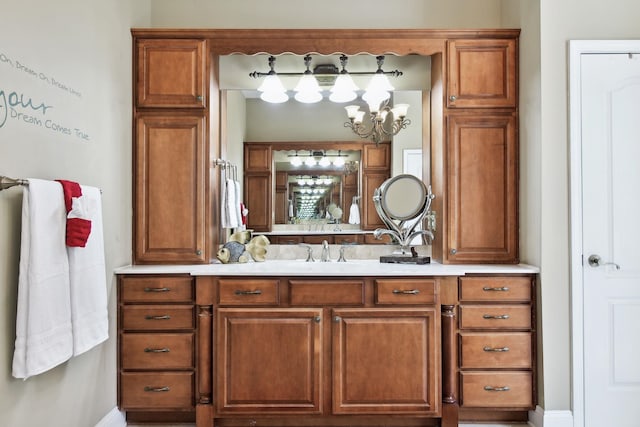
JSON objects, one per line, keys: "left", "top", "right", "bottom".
{"left": 136, "top": 39, "right": 206, "bottom": 108}
{"left": 135, "top": 113, "right": 207, "bottom": 263}
{"left": 445, "top": 113, "right": 518, "bottom": 263}
{"left": 447, "top": 38, "right": 517, "bottom": 108}
{"left": 216, "top": 308, "right": 322, "bottom": 414}
{"left": 332, "top": 308, "right": 439, "bottom": 415}
{"left": 244, "top": 174, "right": 271, "bottom": 232}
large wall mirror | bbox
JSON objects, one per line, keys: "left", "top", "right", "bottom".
{"left": 219, "top": 53, "right": 432, "bottom": 236}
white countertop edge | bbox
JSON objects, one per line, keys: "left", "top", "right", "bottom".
{"left": 114, "top": 261, "right": 539, "bottom": 276}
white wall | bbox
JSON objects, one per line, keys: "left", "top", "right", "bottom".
{"left": 0, "top": 1, "right": 150, "bottom": 426}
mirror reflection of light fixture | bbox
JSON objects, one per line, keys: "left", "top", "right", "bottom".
{"left": 344, "top": 100, "right": 410, "bottom": 145}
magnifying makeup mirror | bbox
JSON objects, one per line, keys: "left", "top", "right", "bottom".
{"left": 373, "top": 174, "right": 435, "bottom": 264}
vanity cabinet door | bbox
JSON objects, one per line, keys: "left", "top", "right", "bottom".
{"left": 216, "top": 308, "right": 322, "bottom": 415}
{"left": 440, "top": 112, "right": 518, "bottom": 264}
{"left": 134, "top": 112, "right": 208, "bottom": 263}
{"left": 447, "top": 38, "right": 517, "bottom": 109}
{"left": 135, "top": 38, "right": 207, "bottom": 108}
{"left": 332, "top": 308, "right": 439, "bottom": 416}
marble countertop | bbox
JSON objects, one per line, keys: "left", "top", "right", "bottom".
{"left": 115, "top": 259, "right": 539, "bottom": 277}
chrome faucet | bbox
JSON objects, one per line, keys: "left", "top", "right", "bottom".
{"left": 298, "top": 243, "right": 315, "bottom": 262}
{"left": 320, "top": 240, "right": 330, "bottom": 262}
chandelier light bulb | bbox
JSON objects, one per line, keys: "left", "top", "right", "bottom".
{"left": 290, "top": 156, "right": 302, "bottom": 166}
{"left": 333, "top": 156, "right": 345, "bottom": 167}
{"left": 318, "top": 157, "right": 330, "bottom": 167}
{"left": 304, "top": 156, "right": 317, "bottom": 167}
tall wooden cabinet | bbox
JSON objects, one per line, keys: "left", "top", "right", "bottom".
{"left": 133, "top": 38, "right": 209, "bottom": 264}
{"left": 432, "top": 36, "right": 519, "bottom": 264}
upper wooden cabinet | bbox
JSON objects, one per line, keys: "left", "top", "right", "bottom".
{"left": 135, "top": 39, "right": 207, "bottom": 108}
{"left": 439, "top": 112, "right": 519, "bottom": 264}
{"left": 134, "top": 112, "right": 208, "bottom": 263}
{"left": 447, "top": 38, "right": 517, "bottom": 109}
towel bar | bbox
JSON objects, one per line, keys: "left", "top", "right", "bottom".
{"left": 0, "top": 176, "right": 28, "bottom": 191}
{"left": 0, "top": 176, "right": 103, "bottom": 193}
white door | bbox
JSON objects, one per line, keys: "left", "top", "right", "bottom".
{"left": 580, "top": 52, "right": 640, "bottom": 427}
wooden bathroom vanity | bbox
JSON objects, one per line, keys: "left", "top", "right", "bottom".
{"left": 117, "top": 263, "right": 537, "bottom": 427}
{"left": 122, "top": 27, "right": 534, "bottom": 426}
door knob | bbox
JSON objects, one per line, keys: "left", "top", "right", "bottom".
{"left": 587, "top": 254, "right": 620, "bottom": 270}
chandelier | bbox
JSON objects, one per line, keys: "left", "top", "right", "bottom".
{"left": 250, "top": 54, "right": 411, "bottom": 143}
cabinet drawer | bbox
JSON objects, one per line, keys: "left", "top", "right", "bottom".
{"left": 289, "top": 280, "right": 365, "bottom": 306}
{"left": 460, "top": 332, "right": 532, "bottom": 369}
{"left": 120, "top": 276, "right": 194, "bottom": 303}
{"left": 122, "top": 305, "right": 195, "bottom": 330}
{"left": 459, "top": 305, "right": 531, "bottom": 330}
{"left": 459, "top": 277, "right": 531, "bottom": 302}
{"left": 120, "top": 372, "right": 194, "bottom": 410}
{"left": 219, "top": 279, "right": 279, "bottom": 306}
{"left": 333, "top": 234, "right": 364, "bottom": 245}
{"left": 121, "top": 333, "right": 194, "bottom": 369}
{"left": 460, "top": 372, "right": 533, "bottom": 408}
{"left": 375, "top": 279, "right": 437, "bottom": 305}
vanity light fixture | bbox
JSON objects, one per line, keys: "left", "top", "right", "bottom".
{"left": 344, "top": 99, "right": 410, "bottom": 145}
{"left": 250, "top": 54, "right": 402, "bottom": 104}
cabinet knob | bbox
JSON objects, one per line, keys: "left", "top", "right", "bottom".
{"left": 314, "top": 316, "right": 321, "bottom": 323}
{"left": 450, "top": 248, "right": 457, "bottom": 255}
{"left": 333, "top": 316, "right": 341, "bottom": 323}
{"left": 449, "top": 95, "right": 457, "bottom": 102}
{"left": 196, "top": 95, "right": 203, "bottom": 101}
{"left": 392, "top": 289, "right": 420, "bottom": 295}
{"left": 196, "top": 249, "right": 202, "bottom": 256}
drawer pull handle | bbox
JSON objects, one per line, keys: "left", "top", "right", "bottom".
{"left": 235, "top": 289, "right": 262, "bottom": 296}
{"left": 484, "top": 385, "right": 510, "bottom": 392}
{"left": 483, "top": 346, "right": 510, "bottom": 352}
{"left": 483, "top": 314, "right": 510, "bottom": 320}
{"left": 144, "top": 287, "right": 170, "bottom": 292}
{"left": 482, "top": 286, "right": 510, "bottom": 292}
{"left": 145, "top": 315, "right": 171, "bottom": 320}
{"left": 144, "top": 386, "right": 170, "bottom": 393}
{"left": 144, "top": 347, "right": 170, "bottom": 353}
{"left": 392, "top": 289, "right": 420, "bottom": 295}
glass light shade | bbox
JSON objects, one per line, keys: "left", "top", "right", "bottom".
{"left": 258, "top": 74, "right": 287, "bottom": 93}
{"left": 329, "top": 74, "right": 358, "bottom": 103}
{"left": 366, "top": 73, "right": 394, "bottom": 93}
{"left": 323, "top": 178, "right": 332, "bottom": 185}
{"left": 294, "top": 90, "right": 322, "bottom": 103}
{"left": 318, "top": 157, "right": 331, "bottom": 167}
{"left": 391, "top": 103, "right": 409, "bottom": 118}
{"left": 290, "top": 156, "right": 302, "bottom": 166}
{"left": 260, "top": 90, "right": 288, "bottom": 103}
{"left": 294, "top": 75, "right": 322, "bottom": 103}
{"left": 298, "top": 179, "right": 306, "bottom": 186}
{"left": 304, "top": 157, "right": 317, "bottom": 167}
{"left": 354, "top": 110, "right": 366, "bottom": 124}
{"left": 333, "top": 156, "right": 345, "bottom": 167}
{"left": 345, "top": 105, "right": 360, "bottom": 119}
{"left": 363, "top": 90, "right": 390, "bottom": 112}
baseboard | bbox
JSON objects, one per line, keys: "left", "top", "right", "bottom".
{"left": 528, "top": 405, "right": 574, "bottom": 427}
{"left": 95, "top": 407, "right": 126, "bottom": 427}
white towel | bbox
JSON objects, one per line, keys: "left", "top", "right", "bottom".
{"left": 348, "top": 202, "right": 361, "bottom": 225}
{"left": 13, "top": 179, "right": 73, "bottom": 379}
{"left": 223, "top": 179, "right": 238, "bottom": 229}
{"left": 67, "top": 185, "right": 108, "bottom": 356}
{"left": 233, "top": 180, "right": 243, "bottom": 230}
